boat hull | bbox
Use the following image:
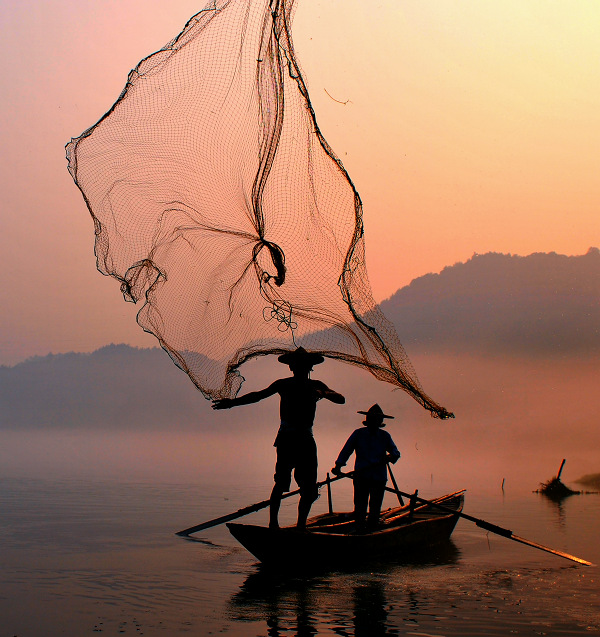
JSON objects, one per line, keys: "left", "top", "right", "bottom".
{"left": 227, "top": 493, "right": 464, "bottom": 566}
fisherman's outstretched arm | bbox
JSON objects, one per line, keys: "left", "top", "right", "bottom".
{"left": 212, "top": 382, "right": 279, "bottom": 409}
{"left": 315, "top": 382, "right": 345, "bottom": 404}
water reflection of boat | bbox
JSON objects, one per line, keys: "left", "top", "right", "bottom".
{"left": 227, "top": 491, "right": 464, "bottom": 566}
{"left": 229, "top": 542, "right": 460, "bottom": 635}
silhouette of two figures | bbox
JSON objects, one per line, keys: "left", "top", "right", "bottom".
{"left": 213, "top": 348, "right": 400, "bottom": 533}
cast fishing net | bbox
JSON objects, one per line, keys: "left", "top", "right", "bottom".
{"left": 66, "top": 0, "right": 452, "bottom": 418}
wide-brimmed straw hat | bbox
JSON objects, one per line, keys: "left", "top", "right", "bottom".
{"left": 278, "top": 347, "right": 324, "bottom": 366}
{"left": 358, "top": 403, "right": 394, "bottom": 427}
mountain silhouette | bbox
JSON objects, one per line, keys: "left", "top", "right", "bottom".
{"left": 0, "top": 344, "right": 206, "bottom": 429}
{"left": 380, "top": 248, "right": 599, "bottom": 355}
{"left": 2, "top": 249, "right": 597, "bottom": 428}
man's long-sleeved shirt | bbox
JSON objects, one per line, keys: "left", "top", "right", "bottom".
{"left": 335, "top": 427, "right": 400, "bottom": 482}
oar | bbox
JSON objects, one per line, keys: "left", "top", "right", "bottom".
{"left": 382, "top": 489, "right": 466, "bottom": 524}
{"left": 176, "top": 467, "right": 365, "bottom": 537}
{"left": 176, "top": 459, "right": 407, "bottom": 537}
{"left": 387, "top": 463, "right": 404, "bottom": 506}
{"left": 371, "top": 482, "right": 593, "bottom": 567}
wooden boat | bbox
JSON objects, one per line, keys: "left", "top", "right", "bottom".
{"left": 179, "top": 478, "right": 590, "bottom": 566}
{"left": 227, "top": 491, "right": 465, "bottom": 566}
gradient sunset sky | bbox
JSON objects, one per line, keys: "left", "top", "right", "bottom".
{"left": 1, "top": 0, "right": 598, "bottom": 365}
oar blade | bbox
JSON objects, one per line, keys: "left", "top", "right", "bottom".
{"left": 511, "top": 534, "right": 593, "bottom": 566}
{"left": 388, "top": 488, "right": 594, "bottom": 567}
{"left": 175, "top": 499, "right": 271, "bottom": 536}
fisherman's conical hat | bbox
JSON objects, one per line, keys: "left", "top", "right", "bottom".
{"left": 278, "top": 347, "right": 324, "bottom": 366}
{"left": 357, "top": 403, "right": 394, "bottom": 426}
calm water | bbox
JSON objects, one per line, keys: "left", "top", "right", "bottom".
{"left": 1, "top": 431, "right": 599, "bottom": 636}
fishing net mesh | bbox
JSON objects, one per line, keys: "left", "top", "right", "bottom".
{"left": 66, "top": 0, "right": 452, "bottom": 418}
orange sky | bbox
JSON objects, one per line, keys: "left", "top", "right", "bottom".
{"left": 1, "top": 0, "right": 598, "bottom": 365}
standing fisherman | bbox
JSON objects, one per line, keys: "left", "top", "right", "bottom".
{"left": 212, "top": 348, "right": 345, "bottom": 529}
{"left": 332, "top": 404, "right": 400, "bottom": 531}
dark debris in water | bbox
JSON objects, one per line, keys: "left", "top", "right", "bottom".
{"left": 532, "top": 459, "right": 598, "bottom": 501}
{"left": 534, "top": 477, "right": 580, "bottom": 500}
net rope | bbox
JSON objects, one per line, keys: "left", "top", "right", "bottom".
{"left": 66, "top": 0, "right": 452, "bottom": 418}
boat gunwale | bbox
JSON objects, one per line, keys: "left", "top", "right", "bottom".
{"left": 227, "top": 492, "right": 465, "bottom": 539}
{"left": 289, "top": 492, "right": 465, "bottom": 536}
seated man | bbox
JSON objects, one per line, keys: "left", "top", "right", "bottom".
{"left": 332, "top": 404, "right": 400, "bottom": 531}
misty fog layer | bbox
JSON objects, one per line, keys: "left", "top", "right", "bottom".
{"left": 2, "top": 250, "right": 598, "bottom": 437}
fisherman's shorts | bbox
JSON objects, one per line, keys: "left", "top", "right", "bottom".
{"left": 273, "top": 432, "right": 318, "bottom": 499}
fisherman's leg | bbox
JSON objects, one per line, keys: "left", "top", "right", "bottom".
{"left": 272, "top": 441, "right": 293, "bottom": 530}
{"left": 297, "top": 486, "right": 318, "bottom": 530}
{"left": 269, "top": 484, "right": 285, "bottom": 529}
{"left": 295, "top": 437, "right": 318, "bottom": 530}
{"left": 353, "top": 477, "right": 369, "bottom": 531}
{"left": 367, "top": 481, "right": 386, "bottom": 529}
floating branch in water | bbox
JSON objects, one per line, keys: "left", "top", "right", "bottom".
{"left": 534, "top": 459, "right": 580, "bottom": 500}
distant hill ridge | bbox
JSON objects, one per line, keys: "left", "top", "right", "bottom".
{"left": 0, "top": 344, "right": 204, "bottom": 428}
{"left": 380, "top": 248, "right": 599, "bottom": 355}
{"left": 1, "top": 249, "right": 597, "bottom": 427}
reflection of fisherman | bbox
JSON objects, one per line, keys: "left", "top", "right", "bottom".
{"left": 212, "top": 348, "right": 345, "bottom": 530}
{"left": 332, "top": 404, "right": 400, "bottom": 531}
